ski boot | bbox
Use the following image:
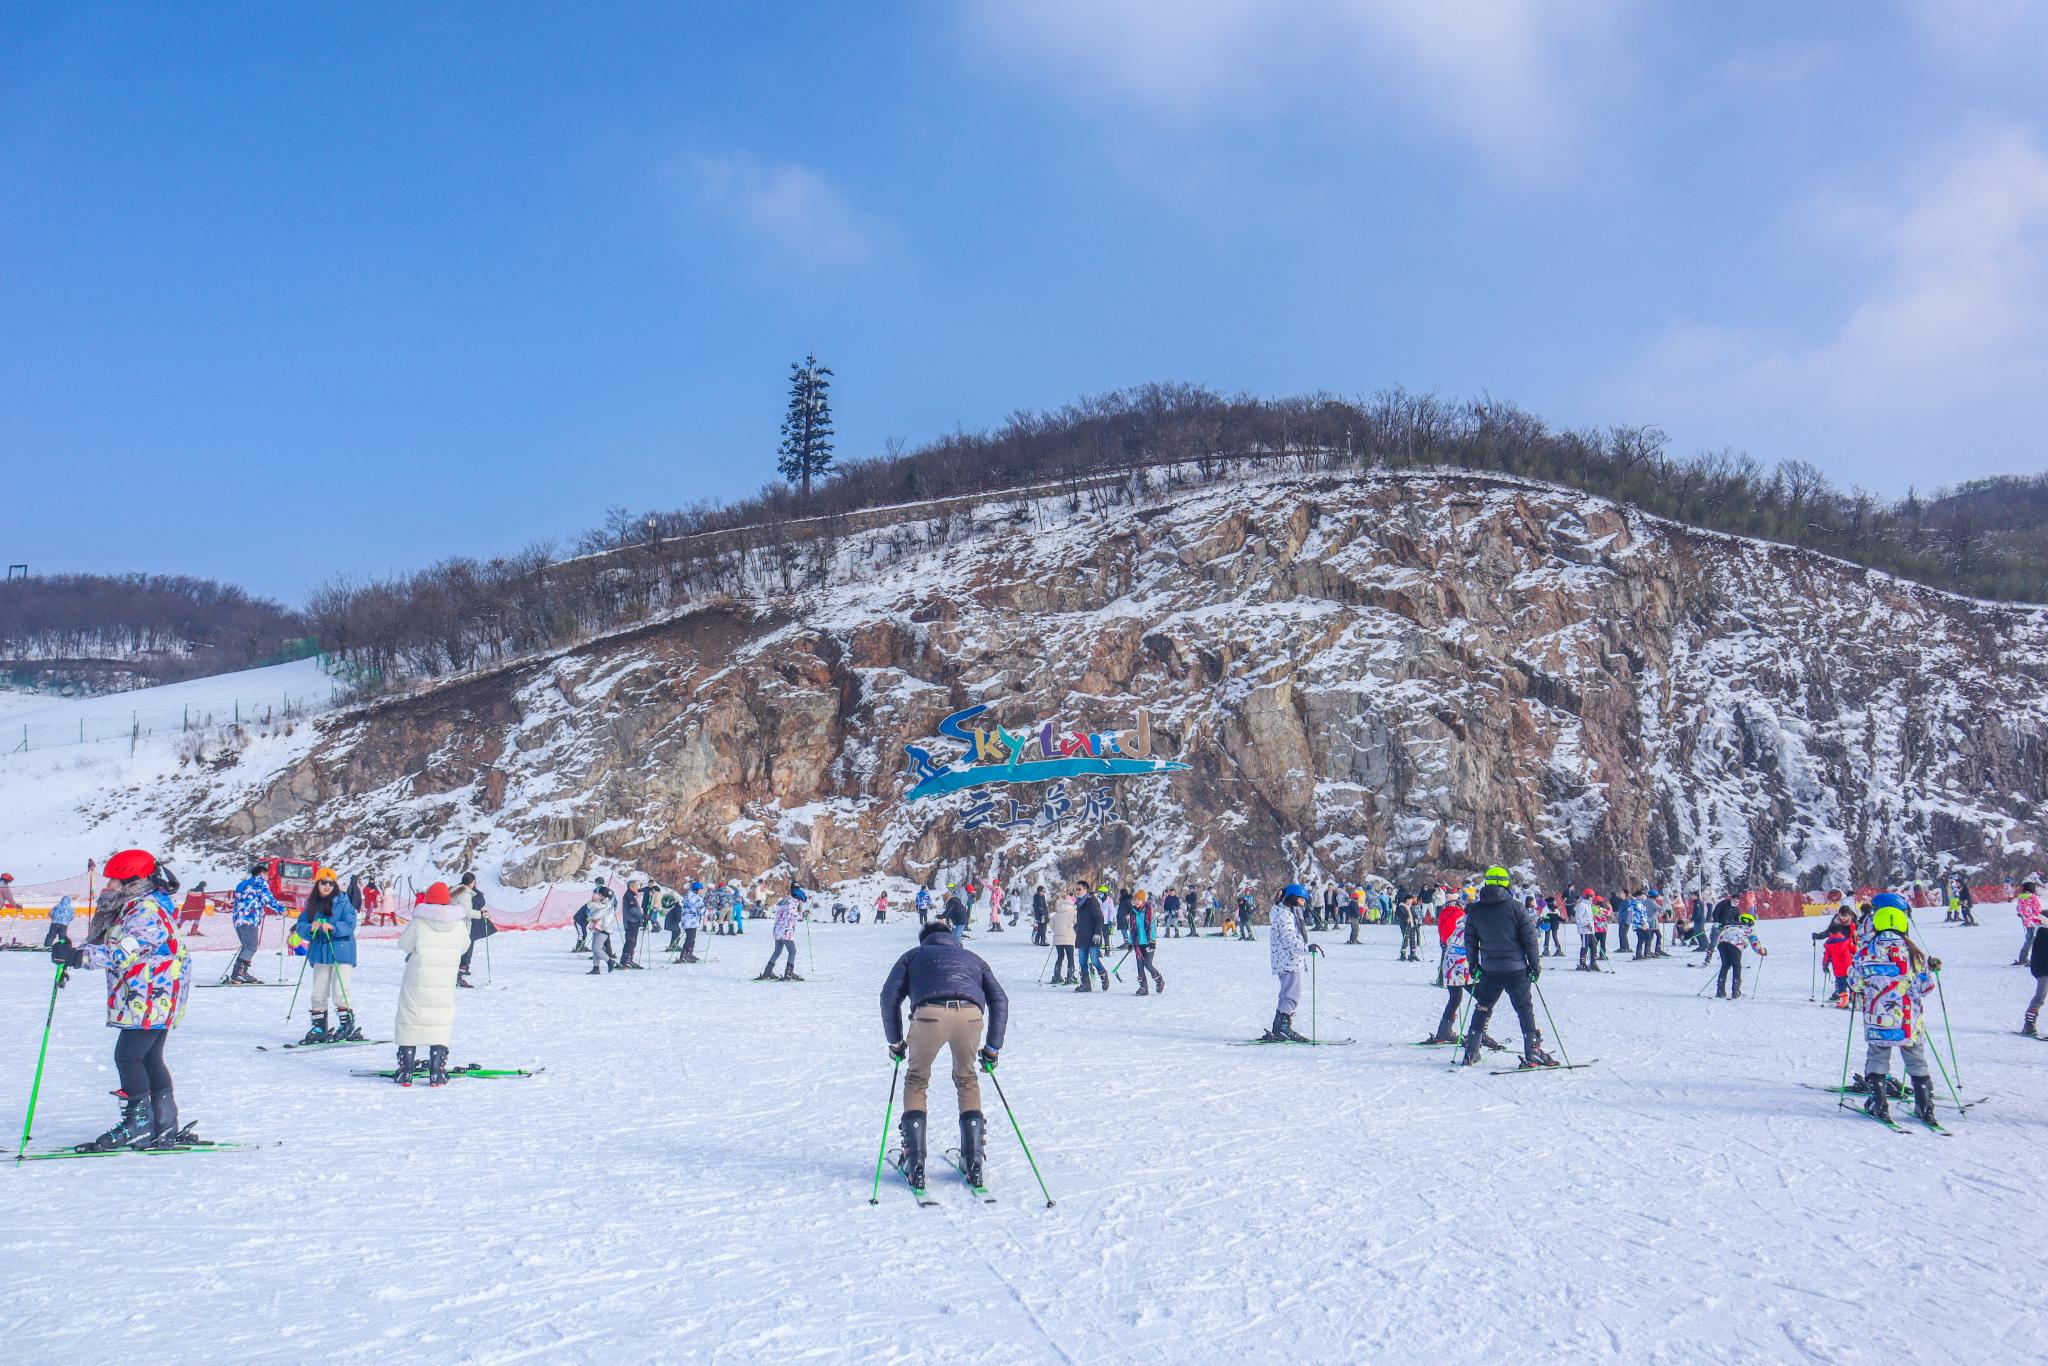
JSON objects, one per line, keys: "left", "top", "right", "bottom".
{"left": 959, "top": 1111, "right": 986, "bottom": 1186}
{"left": 457, "top": 971, "right": 474, "bottom": 989}
{"left": 146, "top": 1087, "right": 197, "bottom": 1148}
{"left": 1136, "top": 979, "right": 1149, "bottom": 996}
{"left": 1455, "top": 1036, "right": 1484, "bottom": 1068}
{"left": 665, "top": 934, "right": 680, "bottom": 953}
{"left": 1421, "top": 1027, "right": 1458, "bottom": 1045}
{"left": 1520, "top": 1035, "right": 1561, "bottom": 1069}
{"left": 781, "top": 966, "right": 804, "bottom": 982}
{"left": 1278, "top": 1012, "right": 1310, "bottom": 1043}
{"left": 755, "top": 969, "right": 778, "bottom": 981}
{"left": 571, "top": 936, "right": 587, "bottom": 953}
{"left": 428, "top": 1045, "right": 450, "bottom": 1087}
{"left": 898, "top": 1110, "right": 928, "bottom": 1188}
{"left": 2025, "top": 1008, "right": 2041, "bottom": 1039}
{"left": 1075, "top": 976, "right": 1093, "bottom": 993}
{"left": 299, "top": 1012, "right": 330, "bottom": 1046}
{"left": 1482, "top": 1033, "right": 1509, "bottom": 1052}
{"left": 1261, "top": 1011, "right": 1290, "bottom": 1042}
{"left": 334, "top": 1010, "right": 365, "bottom": 1042}
{"left": 233, "top": 959, "right": 261, "bottom": 984}
{"left": 1863, "top": 1083, "right": 1892, "bottom": 1122}
{"left": 77, "top": 1092, "right": 153, "bottom": 1152}
{"left": 394, "top": 1045, "right": 417, "bottom": 1086}
{"left": 1911, "top": 1075, "right": 1937, "bottom": 1126}
{"left": 1097, "top": 968, "right": 1112, "bottom": 992}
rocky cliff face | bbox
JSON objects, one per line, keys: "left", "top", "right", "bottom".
{"left": 180, "top": 470, "right": 2048, "bottom": 894}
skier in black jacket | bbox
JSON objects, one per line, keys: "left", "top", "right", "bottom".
{"left": 1031, "top": 886, "right": 1049, "bottom": 945}
{"left": 1459, "top": 867, "right": 1559, "bottom": 1070}
{"left": 881, "top": 921, "right": 1010, "bottom": 1187}
{"left": 1074, "top": 886, "right": 1110, "bottom": 992}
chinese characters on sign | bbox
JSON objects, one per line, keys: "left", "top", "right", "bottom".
{"left": 959, "top": 780, "right": 1122, "bottom": 832}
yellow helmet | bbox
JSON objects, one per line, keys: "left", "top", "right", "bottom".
{"left": 1483, "top": 866, "right": 1511, "bottom": 887}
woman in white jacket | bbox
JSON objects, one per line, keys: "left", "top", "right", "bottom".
{"left": 393, "top": 881, "right": 471, "bottom": 1086}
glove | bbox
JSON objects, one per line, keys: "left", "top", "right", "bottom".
{"left": 50, "top": 943, "right": 85, "bottom": 968}
{"left": 888, "top": 1041, "right": 907, "bottom": 1062}
{"left": 1929, "top": 956, "right": 1943, "bottom": 972}
{"left": 1308, "top": 944, "right": 1324, "bottom": 957}
{"left": 978, "top": 1048, "right": 999, "bottom": 1070}
{"left": 1527, "top": 963, "right": 1541, "bottom": 983}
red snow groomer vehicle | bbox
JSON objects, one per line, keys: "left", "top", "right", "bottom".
{"left": 261, "top": 856, "right": 322, "bottom": 910}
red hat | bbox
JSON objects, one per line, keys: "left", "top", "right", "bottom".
{"left": 104, "top": 849, "right": 158, "bottom": 881}
{"left": 1584, "top": 888, "right": 1595, "bottom": 895}
{"left": 422, "top": 881, "right": 453, "bottom": 906}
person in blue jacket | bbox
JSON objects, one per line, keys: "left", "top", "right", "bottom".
{"left": 226, "top": 863, "right": 287, "bottom": 984}
{"left": 881, "top": 920, "right": 1010, "bottom": 1189}
{"left": 294, "top": 868, "right": 360, "bottom": 1043}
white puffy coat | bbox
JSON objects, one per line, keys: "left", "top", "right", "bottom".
{"left": 1269, "top": 903, "right": 1311, "bottom": 976}
{"left": 394, "top": 905, "right": 469, "bottom": 1047}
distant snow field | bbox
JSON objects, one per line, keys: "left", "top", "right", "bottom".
{"left": 2, "top": 912, "right": 2041, "bottom": 1363}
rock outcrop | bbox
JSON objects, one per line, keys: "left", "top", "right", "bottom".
{"left": 180, "top": 470, "right": 2048, "bottom": 894}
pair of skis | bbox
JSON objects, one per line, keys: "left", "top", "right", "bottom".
{"left": 255, "top": 1037, "right": 388, "bottom": 1052}
{"left": 347, "top": 1064, "right": 542, "bottom": 1080}
{"left": 19, "top": 1139, "right": 280, "bottom": 1163}
{"left": 890, "top": 1148, "right": 994, "bottom": 1205}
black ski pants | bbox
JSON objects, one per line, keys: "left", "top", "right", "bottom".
{"left": 1053, "top": 945, "right": 1076, "bottom": 979}
{"left": 114, "top": 1028, "right": 171, "bottom": 1098}
{"left": 1434, "top": 984, "right": 1467, "bottom": 1039}
{"left": 1716, "top": 941, "right": 1744, "bottom": 994}
{"left": 1133, "top": 944, "right": 1162, "bottom": 989}
{"left": 1467, "top": 969, "right": 1538, "bottom": 1044}
{"left": 681, "top": 927, "right": 698, "bottom": 958}
{"left": 621, "top": 920, "right": 643, "bottom": 964}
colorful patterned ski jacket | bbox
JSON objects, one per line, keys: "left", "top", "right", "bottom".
{"left": 1855, "top": 931, "right": 1935, "bottom": 1044}
{"left": 81, "top": 890, "right": 190, "bottom": 1030}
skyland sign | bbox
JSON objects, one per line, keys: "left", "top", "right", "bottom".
{"left": 903, "top": 703, "right": 1189, "bottom": 806}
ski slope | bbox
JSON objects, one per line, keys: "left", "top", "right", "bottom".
{"left": 2, "top": 911, "right": 2042, "bottom": 1364}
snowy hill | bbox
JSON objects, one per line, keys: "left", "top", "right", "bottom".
{"left": 2, "top": 468, "right": 2044, "bottom": 899}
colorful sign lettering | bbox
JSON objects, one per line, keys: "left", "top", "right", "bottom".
{"left": 905, "top": 702, "right": 1188, "bottom": 802}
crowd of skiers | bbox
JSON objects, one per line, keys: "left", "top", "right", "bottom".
{"left": 24, "top": 838, "right": 2044, "bottom": 1156}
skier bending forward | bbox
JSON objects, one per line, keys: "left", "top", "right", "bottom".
{"left": 1458, "top": 867, "right": 1560, "bottom": 1070}
{"left": 881, "top": 920, "right": 1010, "bottom": 1189}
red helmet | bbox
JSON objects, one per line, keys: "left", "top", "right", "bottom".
{"left": 1584, "top": 888, "right": 1596, "bottom": 896}
{"left": 104, "top": 849, "right": 159, "bottom": 881}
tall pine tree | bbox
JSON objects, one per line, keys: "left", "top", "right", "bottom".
{"left": 777, "top": 353, "right": 835, "bottom": 500}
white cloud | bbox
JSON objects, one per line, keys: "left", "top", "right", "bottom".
{"left": 961, "top": 0, "right": 1634, "bottom": 176}
{"left": 1608, "top": 121, "right": 2048, "bottom": 488}
{"left": 680, "top": 153, "right": 876, "bottom": 270}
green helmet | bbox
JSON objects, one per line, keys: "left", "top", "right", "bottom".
{"left": 1871, "top": 905, "right": 1911, "bottom": 936}
{"left": 1483, "top": 866, "right": 1511, "bottom": 887}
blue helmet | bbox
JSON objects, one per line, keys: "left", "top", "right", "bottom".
{"left": 1282, "top": 883, "right": 1309, "bottom": 902}
{"left": 792, "top": 886, "right": 808, "bottom": 901}
{"left": 690, "top": 881, "right": 703, "bottom": 892}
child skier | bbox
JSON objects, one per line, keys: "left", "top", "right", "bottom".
{"left": 1259, "top": 884, "right": 1320, "bottom": 1041}
{"left": 48, "top": 849, "right": 195, "bottom": 1149}
{"left": 758, "top": 887, "right": 804, "bottom": 981}
{"left": 586, "top": 886, "right": 620, "bottom": 974}
{"left": 1715, "top": 912, "right": 1768, "bottom": 998}
{"left": 677, "top": 882, "right": 706, "bottom": 962}
{"left": 2014, "top": 881, "right": 2041, "bottom": 967}
{"left": 1574, "top": 890, "right": 1598, "bottom": 970}
{"left": 1853, "top": 896, "right": 1942, "bottom": 1125}
{"left": 1823, "top": 923, "right": 1857, "bottom": 1007}
{"left": 1422, "top": 895, "right": 1496, "bottom": 1049}
{"left": 1129, "top": 891, "right": 1164, "bottom": 996}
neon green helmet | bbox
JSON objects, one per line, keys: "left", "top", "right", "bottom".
{"left": 1739, "top": 913, "right": 1755, "bottom": 925}
{"left": 1871, "top": 905, "right": 1910, "bottom": 936}
{"left": 1483, "top": 866, "right": 1511, "bottom": 887}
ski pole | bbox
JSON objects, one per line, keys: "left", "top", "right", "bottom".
{"left": 1310, "top": 950, "right": 1318, "bottom": 1043}
{"left": 982, "top": 1061, "right": 1054, "bottom": 1208}
{"left": 1749, "top": 959, "right": 1763, "bottom": 1001}
{"left": 867, "top": 1057, "right": 902, "bottom": 1205}
{"left": 1809, "top": 939, "right": 1818, "bottom": 1002}
{"left": 1835, "top": 984, "right": 1859, "bottom": 1109}
{"left": 284, "top": 951, "right": 309, "bottom": 1022}
{"left": 14, "top": 965, "right": 64, "bottom": 1163}
{"left": 1932, "top": 967, "right": 1961, "bottom": 1089}
{"left": 1037, "top": 947, "right": 1052, "bottom": 985}
{"left": 806, "top": 917, "right": 815, "bottom": 975}
{"left": 1531, "top": 978, "right": 1571, "bottom": 1068}
{"left": 1111, "top": 948, "right": 1130, "bottom": 977}
{"left": 483, "top": 920, "right": 494, "bottom": 985}
{"left": 1924, "top": 1027, "right": 1967, "bottom": 1116}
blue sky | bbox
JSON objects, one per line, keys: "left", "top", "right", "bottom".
{"left": 5, "top": 1, "right": 2046, "bottom": 601}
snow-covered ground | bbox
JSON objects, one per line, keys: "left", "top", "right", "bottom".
{"left": 2, "top": 910, "right": 2041, "bottom": 1364}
